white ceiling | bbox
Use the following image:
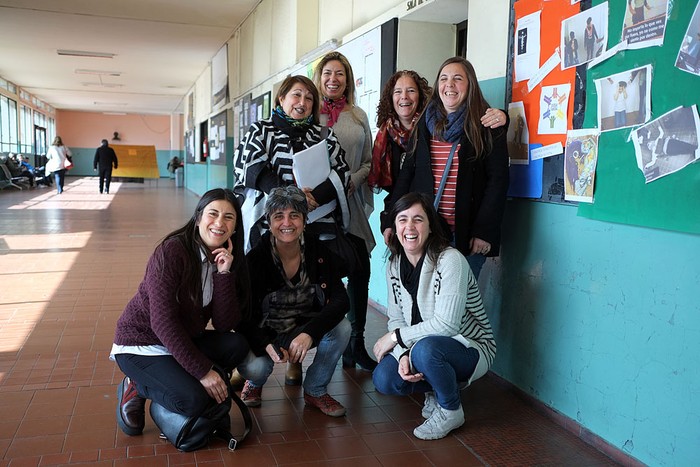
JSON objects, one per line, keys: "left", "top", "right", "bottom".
{"left": 0, "top": 0, "right": 260, "bottom": 115}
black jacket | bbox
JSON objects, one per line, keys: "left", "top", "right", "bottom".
{"left": 240, "top": 232, "right": 349, "bottom": 356}
{"left": 94, "top": 145, "right": 118, "bottom": 170}
{"left": 382, "top": 113, "right": 510, "bottom": 257}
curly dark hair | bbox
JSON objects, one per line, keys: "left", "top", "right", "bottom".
{"left": 376, "top": 70, "right": 432, "bottom": 128}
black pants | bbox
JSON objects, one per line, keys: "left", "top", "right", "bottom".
{"left": 98, "top": 167, "right": 113, "bottom": 193}
{"left": 114, "top": 331, "right": 248, "bottom": 417}
{"left": 345, "top": 233, "right": 371, "bottom": 338}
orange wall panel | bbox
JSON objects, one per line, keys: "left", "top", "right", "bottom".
{"left": 56, "top": 111, "right": 172, "bottom": 149}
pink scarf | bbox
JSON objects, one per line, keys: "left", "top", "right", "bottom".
{"left": 321, "top": 96, "right": 347, "bottom": 127}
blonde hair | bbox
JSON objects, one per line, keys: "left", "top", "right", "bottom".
{"left": 312, "top": 51, "right": 356, "bottom": 106}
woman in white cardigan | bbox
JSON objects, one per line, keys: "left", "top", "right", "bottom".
{"left": 372, "top": 192, "right": 496, "bottom": 441}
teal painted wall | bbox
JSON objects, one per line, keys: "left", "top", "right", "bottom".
{"left": 486, "top": 199, "right": 700, "bottom": 466}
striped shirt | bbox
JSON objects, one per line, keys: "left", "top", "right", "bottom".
{"left": 430, "top": 139, "right": 461, "bottom": 231}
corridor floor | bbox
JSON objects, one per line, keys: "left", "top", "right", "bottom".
{"left": 0, "top": 177, "right": 622, "bottom": 466}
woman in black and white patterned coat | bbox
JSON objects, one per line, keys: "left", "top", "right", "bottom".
{"left": 234, "top": 75, "right": 351, "bottom": 387}
{"left": 233, "top": 75, "right": 350, "bottom": 255}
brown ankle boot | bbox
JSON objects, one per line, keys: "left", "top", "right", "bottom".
{"left": 285, "top": 362, "right": 302, "bottom": 386}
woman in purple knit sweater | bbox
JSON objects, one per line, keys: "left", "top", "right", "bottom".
{"left": 111, "top": 188, "right": 251, "bottom": 436}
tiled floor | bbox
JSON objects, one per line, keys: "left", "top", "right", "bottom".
{"left": 0, "top": 178, "right": 621, "bottom": 466}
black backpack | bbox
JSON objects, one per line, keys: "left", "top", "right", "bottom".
{"left": 149, "top": 368, "right": 252, "bottom": 452}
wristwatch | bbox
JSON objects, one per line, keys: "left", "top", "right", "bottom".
{"left": 390, "top": 331, "right": 397, "bottom": 344}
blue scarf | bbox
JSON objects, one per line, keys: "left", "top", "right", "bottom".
{"left": 425, "top": 102, "right": 468, "bottom": 143}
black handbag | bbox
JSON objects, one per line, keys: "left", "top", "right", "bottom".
{"left": 306, "top": 221, "right": 361, "bottom": 277}
{"left": 149, "top": 367, "right": 252, "bottom": 452}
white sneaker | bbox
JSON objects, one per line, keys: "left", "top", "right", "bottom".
{"left": 421, "top": 391, "right": 438, "bottom": 419}
{"left": 413, "top": 404, "right": 465, "bottom": 440}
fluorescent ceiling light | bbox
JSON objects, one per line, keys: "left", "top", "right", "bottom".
{"left": 82, "top": 82, "right": 124, "bottom": 88}
{"left": 58, "top": 49, "right": 115, "bottom": 58}
{"left": 94, "top": 101, "right": 128, "bottom": 106}
{"left": 103, "top": 112, "right": 127, "bottom": 115}
{"left": 75, "top": 69, "right": 122, "bottom": 76}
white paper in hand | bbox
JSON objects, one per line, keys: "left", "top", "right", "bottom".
{"left": 292, "top": 140, "right": 337, "bottom": 223}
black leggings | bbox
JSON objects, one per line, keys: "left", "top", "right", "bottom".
{"left": 345, "top": 233, "right": 371, "bottom": 338}
{"left": 115, "top": 331, "right": 248, "bottom": 417}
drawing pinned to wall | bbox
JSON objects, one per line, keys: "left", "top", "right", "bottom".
{"left": 539, "top": 84, "right": 570, "bottom": 135}
{"left": 594, "top": 64, "right": 652, "bottom": 132}
{"left": 507, "top": 102, "right": 530, "bottom": 164}
{"left": 675, "top": 1, "right": 700, "bottom": 76}
{"left": 564, "top": 129, "right": 600, "bottom": 203}
{"left": 631, "top": 105, "right": 700, "bottom": 183}
{"left": 561, "top": 3, "right": 608, "bottom": 70}
{"left": 515, "top": 11, "right": 542, "bottom": 82}
{"left": 622, "top": 0, "right": 669, "bottom": 49}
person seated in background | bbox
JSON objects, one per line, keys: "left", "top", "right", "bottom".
{"left": 7, "top": 154, "right": 35, "bottom": 187}
{"left": 167, "top": 156, "right": 182, "bottom": 175}
{"left": 372, "top": 192, "right": 496, "bottom": 440}
{"left": 237, "top": 185, "right": 351, "bottom": 417}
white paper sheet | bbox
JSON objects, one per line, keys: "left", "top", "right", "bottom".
{"left": 515, "top": 11, "right": 542, "bottom": 83}
{"left": 292, "top": 140, "right": 337, "bottom": 223}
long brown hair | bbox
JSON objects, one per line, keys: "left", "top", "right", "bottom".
{"left": 429, "top": 57, "right": 493, "bottom": 158}
{"left": 157, "top": 188, "right": 250, "bottom": 320}
{"left": 375, "top": 70, "right": 432, "bottom": 128}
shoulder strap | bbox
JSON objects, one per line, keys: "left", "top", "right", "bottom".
{"left": 434, "top": 142, "right": 460, "bottom": 210}
{"left": 214, "top": 390, "right": 252, "bottom": 451}
{"left": 320, "top": 125, "right": 329, "bottom": 140}
{"left": 214, "top": 366, "right": 252, "bottom": 451}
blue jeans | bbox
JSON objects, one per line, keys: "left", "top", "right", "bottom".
{"left": 115, "top": 330, "right": 249, "bottom": 417}
{"left": 372, "top": 336, "right": 479, "bottom": 410}
{"left": 238, "top": 318, "right": 351, "bottom": 397}
{"left": 53, "top": 169, "right": 66, "bottom": 193}
{"left": 615, "top": 111, "right": 627, "bottom": 128}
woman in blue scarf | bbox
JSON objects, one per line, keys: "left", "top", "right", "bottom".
{"left": 380, "top": 57, "right": 510, "bottom": 278}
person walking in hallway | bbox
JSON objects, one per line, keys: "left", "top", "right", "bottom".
{"left": 94, "top": 139, "right": 118, "bottom": 194}
{"left": 45, "top": 136, "right": 72, "bottom": 194}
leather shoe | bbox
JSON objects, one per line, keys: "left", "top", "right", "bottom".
{"left": 116, "top": 376, "right": 146, "bottom": 436}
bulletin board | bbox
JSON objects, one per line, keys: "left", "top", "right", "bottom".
{"left": 508, "top": 0, "right": 583, "bottom": 203}
{"left": 577, "top": 0, "right": 700, "bottom": 234}
{"left": 509, "top": 0, "right": 700, "bottom": 235}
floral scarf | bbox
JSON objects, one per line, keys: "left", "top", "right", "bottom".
{"left": 368, "top": 116, "right": 416, "bottom": 191}
{"left": 320, "top": 96, "right": 347, "bottom": 127}
{"left": 273, "top": 105, "right": 313, "bottom": 127}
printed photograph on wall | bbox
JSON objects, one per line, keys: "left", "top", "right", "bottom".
{"left": 594, "top": 65, "right": 652, "bottom": 132}
{"left": 564, "top": 129, "right": 600, "bottom": 203}
{"left": 538, "top": 84, "right": 571, "bottom": 135}
{"left": 507, "top": 101, "right": 530, "bottom": 164}
{"left": 621, "top": 0, "right": 669, "bottom": 49}
{"left": 631, "top": 105, "right": 700, "bottom": 183}
{"left": 515, "top": 11, "right": 541, "bottom": 82}
{"left": 560, "top": 3, "right": 608, "bottom": 70}
{"left": 675, "top": 1, "right": 700, "bottom": 76}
